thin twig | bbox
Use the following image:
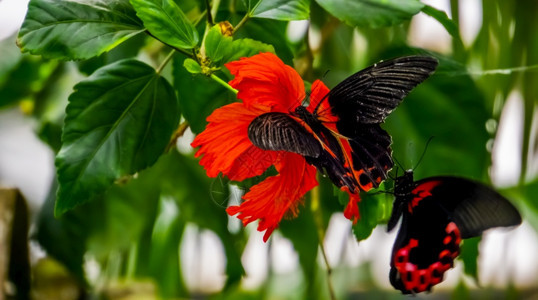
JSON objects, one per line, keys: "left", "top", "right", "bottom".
{"left": 205, "top": 0, "right": 214, "bottom": 26}
{"left": 145, "top": 30, "right": 194, "bottom": 59}
{"left": 232, "top": 13, "right": 250, "bottom": 34}
{"left": 311, "top": 185, "right": 337, "bottom": 300}
{"left": 166, "top": 121, "right": 190, "bottom": 152}
{"left": 156, "top": 49, "right": 176, "bottom": 74}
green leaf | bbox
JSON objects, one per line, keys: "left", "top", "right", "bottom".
{"left": 0, "top": 35, "right": 22, "bottom": 83}
{"left": 249, "top": 0, "right": 310, "bottom": 20}
{"left": 239, "top": 19, "right": 294, "bottom": 65}
{"left": 183, "top": 58, "right": 202, "bottom": 74}
{"left": 279, "top": 206, "right": 319, "bottom": 298}
{"left": 155, "top": 151, "right": 245, "bottom": 288}
{"left": 0, "top": 57, "right": 58, "bottom": 109}
{"left": 224, "top": 38, "right": 276, "bottom": 63}
{"left": 205, "top": 26, "right": 275, "bottom": 65}
{"left": 315, "top": 0, "right": 424, "bottom": 28}
{"left": 460, "top": 236, "right": 480, "bottom": 281}
{"left": 205, "top": 26, "right": 234, "bottom": 63}
{"left": 55, "top": 59, "right": 180, "bottom": 215}
{"left": 147, "top": 196, "right": 186, "bottom": 297}
{"left": 18, "top": 0, "right": 144, "bottom": 60}
{"left": 77, "top": 33, "right": 147, "bottom": 76}
{"left": 35, "top": 179, "right": 94, "bottom": 283}
{"left": 173, "top": 56, "right": 232, "bottom": 133}
{"left": 130, "top": 0, "right": 199, "bottom": 49}
{"left": 349, "top": 184, "right": 393, "bottom": 241}
{"left": 421, "top": 5, "right": 465, "bottom": 49}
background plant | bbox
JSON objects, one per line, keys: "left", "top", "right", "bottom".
{"left": 1, "top": 0, "right": 537, "bottom": 299}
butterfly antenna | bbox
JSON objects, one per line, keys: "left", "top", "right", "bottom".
{"left": 393, "top": 156, "right": 405, "bottom": 172}
{"left": 412, "top": 136, "right": 434, "bottom": 171}
{"left": 322, "top": 69, "right": 331, "bottom": 80}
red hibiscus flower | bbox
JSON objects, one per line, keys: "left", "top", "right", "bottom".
{"left": 191, "top": 52, "right": 358, "bottom": 242}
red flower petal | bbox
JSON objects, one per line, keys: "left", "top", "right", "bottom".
{"left": 341, "top": 186, "right": 361, "bottom": 224}
{"left": 227, "top": 152, "right": 318, "bottom": 242}
{"left": 191, "top": 102, "right": 277, "bottom": 181}
{"left": 307, "top": 79, "right": 338, "bottom": 128}
{"left": 225, "top": 53, "right": 305, "bottom": 113}
{"left": 307, "top": 79, "right": 330, "bottom": 113}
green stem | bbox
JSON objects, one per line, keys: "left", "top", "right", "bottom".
{"left": 311, "top": 185, "right": 337, "bottom": 300}
{"left": 211, "top": 74, "right": 238, "bottom": 94}
{"left": 205, "top": 0, "right": 214, "bottom": 26}
{"left": 156, "top": 49, "right": 176, "bottom": 74}
{"left": 145, "top": 30, "right": 194, "bottom": 59}
{"left": 166, "top": 121, "right": 190, "bottom": 153}
{"left": 232, "top": 13, "right": 250, "bottom": 34}
{"left": 211, "top": 0, "right": 221, "bottom": 21}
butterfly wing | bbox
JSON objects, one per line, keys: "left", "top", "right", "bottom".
{"left": 325, "top": 55, "right": 438, "bottom": 127}
{"left": 315, "top": 56, "right": 437, "bottom": 192}
{"left": 390, "top": 176, "right": 521, "bottom": 294}
{"left": 414, "top": 176, "right": 522, "bottom": 238}
{"left": 247, "top": 112, "right": 321, "bottom": 157}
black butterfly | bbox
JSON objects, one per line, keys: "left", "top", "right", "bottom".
{"left": 388, "top": 170, "right": 522, "bottom": 294}
{"left": 247, "top": 56, "right": 438, "bottom": 197}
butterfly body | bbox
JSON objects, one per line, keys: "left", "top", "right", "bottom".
{"left": 388, "top": 170, "right": 522, "bottom": 294}
{"left": 247, "top": 56, "right": 438, "bottom": 196}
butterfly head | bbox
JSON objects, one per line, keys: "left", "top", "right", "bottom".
{"left": 395, "top": 169, "right": 414, "bottom": 196}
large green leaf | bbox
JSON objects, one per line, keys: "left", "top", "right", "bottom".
{"left": 315, "top": 0, "right": 424, "bottom": 28}
{"left": 239, "top": 19, "right": 294, "bottom": 65}
{"left": 172, "top": 56, "right": 232, "bottom": 133}
{"left": 55, "top": 59, "right": 180, "bottom": 215}
{"left": 0, "top": 57, "right": 59, "bottom": 109}
{"left": 156, "top": 151, "right": 245, "bottom": 288}
{"left": 246, "top": 0, "right": 310, "bottom": 20}
{"left": 147, "top": 197, "right": 186, "bottom": 298}
{"left": 34, "top": 179, "right": 94, "bottom": 283}
{"left": 460, "top": 236, "right": 480, "bottom": 281}
{"left": 205, "top": 25, "right": 275, "bottom": 65}
{"left": 279, "top": 206, "right": 319, "bottom": 299}
{"left": 18, "top": 0, "right": 144, "bottom": 60}
{"left": 130, "top": 0, "right": 199, "bottom": 49}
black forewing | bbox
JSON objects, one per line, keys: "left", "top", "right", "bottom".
{"left": 326, "top": 56, "right": 438, "bottom": 126}
{"left": 248, "top": 112, "right": 321, "bottom": 158}
{"left": 415, "top": 176, "right": 522, "bottom": 238}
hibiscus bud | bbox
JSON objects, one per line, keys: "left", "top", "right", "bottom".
{"left": 218, "top": 21, "right": 233, "bottom": 36}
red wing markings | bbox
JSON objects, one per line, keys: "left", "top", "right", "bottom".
{"left": 393, "top": 221, "right": 462, "bottom": 293}
{"left": 408, "top": 180, "right": 441, "bottom": 213}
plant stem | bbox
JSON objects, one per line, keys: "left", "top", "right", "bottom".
{"left": 156, "top": 49, "right": 176, "bottom": 74}
{"left": 211, "top": 74, "right": 238, "bottom": 94}
{"left": 232, "top": 13, "right": 250, "bottom": 34}
{"left": 311, "top": 185, "right": 337, "bottom": 300}
{"left": 205, "top": 0, "right": 214, "bottom": 26}
{"left": 211, "top": 0, "right": 221, "bottom": 22}
{"left": 145, "top": 30, "right": 194, "bottom": 59}
{"left": 166, "top": 121, "right": 190, "bottom": 153}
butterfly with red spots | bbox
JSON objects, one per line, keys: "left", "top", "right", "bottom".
{"left": 387, "top": 170, "right": 522, "bottom": 294}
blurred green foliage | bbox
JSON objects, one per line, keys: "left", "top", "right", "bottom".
{"left": 1, "top": 0, "right": 537, "bottom": 298}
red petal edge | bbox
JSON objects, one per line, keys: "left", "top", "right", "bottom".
{"left": 227, "top": 152, "right": 318, "bottom": 242}
{"left": 191, "top": 102, "right": 277, "bottom": 181}
{"left": 225, "top": 52, "right": 305, "bottom": 113}
{"left": 341, "top": 187, "right": 361, "bottom": 224}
